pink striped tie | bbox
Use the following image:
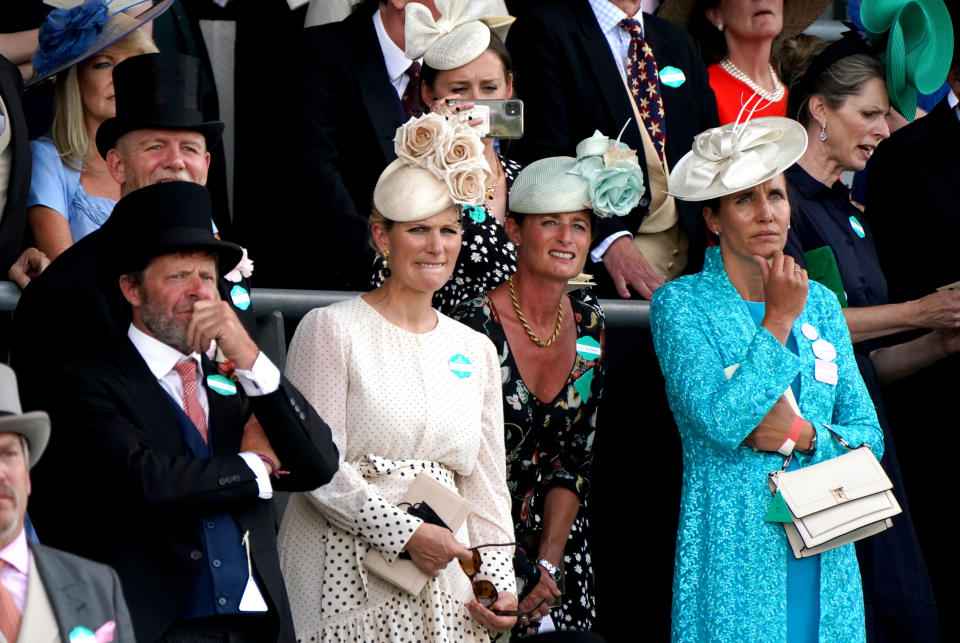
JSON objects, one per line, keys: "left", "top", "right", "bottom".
{"left": 173, "top": 361, "right": 208, "bottom": 443}
{"left": 0, "top": 561, "right": 21, "bottom": 643}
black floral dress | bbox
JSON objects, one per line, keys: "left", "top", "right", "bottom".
{"left": 451, "top": 295, "right": 604, "bottom": 635}
{"left": 372, "top": 156, "right": 521, "bottom": 314}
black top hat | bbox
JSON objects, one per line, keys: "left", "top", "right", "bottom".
{"left": 104, "top": 181, "right": 243, "bottom": 277}
{"left": 95, "top": 53, "right": 225, "bottom": 159}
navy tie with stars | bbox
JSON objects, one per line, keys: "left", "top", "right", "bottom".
{"left": 620, "top": 18, "right": 667, "bottom": 162}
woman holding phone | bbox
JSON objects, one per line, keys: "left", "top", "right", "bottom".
{"left": 371, "top": 0, "right": 520, "bottom": 313}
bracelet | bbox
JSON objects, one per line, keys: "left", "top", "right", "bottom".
{"left": 777, "top": 415, "right": 806, "bottom": 456}
{"left": 257, "top": 454, "right": 290, "bottom": 478}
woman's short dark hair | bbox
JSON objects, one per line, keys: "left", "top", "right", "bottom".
{"left": 420, "top": 31, "right": 514, "bottom": 96}
{"left": 688, "top": 0, "right": 727, "bottom": 65}
{"left": 778, "top": 35, "right": 886, "bottom": 126}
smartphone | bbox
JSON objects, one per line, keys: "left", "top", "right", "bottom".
{"left": 451, "top": 99, "right": 524, "bottom": 139}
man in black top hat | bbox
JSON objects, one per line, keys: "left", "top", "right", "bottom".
{"left": 11, "top": 53, "right": 255, "bottom": 415}
{"left": 28, "top": 181, "right": 339, "bottom": 643}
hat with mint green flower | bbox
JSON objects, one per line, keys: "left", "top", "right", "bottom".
{"left": 509, "top": 128, "right": 645, "bottom": 218}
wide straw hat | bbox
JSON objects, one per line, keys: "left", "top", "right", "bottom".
{"left": 860, "top": 0, "right": 954, "bottom": 120}
{"left": 658, "top": 0, "right": 832, "bottom": 39}
{"left": 668, "top": 116, "right": 807, "bottom": 201}
{"left": 28, "top": 0, "right": 173, "bottom": 88}
{"left": 0, "top": 364, "right": 50, "bottom": 469}
{"left": 405, "top": 0, "right": 515, "bottom": 70}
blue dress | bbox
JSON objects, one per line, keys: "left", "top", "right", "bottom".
{"left": 28, "top": 138, "right": 116, "bottom": 243}
{"left": 650, "top": 247, "right": 882, "bottom": 643}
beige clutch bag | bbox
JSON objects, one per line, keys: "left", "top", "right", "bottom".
{"left": 768, "top": 430, "right": 901, "bottom": 558}
{"left": 363, "top": 474, "right": 473, "bottom": 594}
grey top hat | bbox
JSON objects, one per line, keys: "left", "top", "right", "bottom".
{"left": 0, "top": 364, "right": 51, "bottom": 468}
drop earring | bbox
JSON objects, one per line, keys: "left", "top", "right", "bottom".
{"left": 382, "top": 249, "right": 391, "bottom": 278}
{"left": 819, "top": 122, "right": 827, "bottom": 141}
{"left": 716, "top": 22, "right": 724, "bottom": 31}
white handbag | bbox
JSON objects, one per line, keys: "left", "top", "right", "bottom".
{"left": 768, "top": 428, "right": 901, "bottom": 558}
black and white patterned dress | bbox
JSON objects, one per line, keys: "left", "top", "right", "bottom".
{"left": 373, "top": 156, "right": 521, "bottom": 314}
{"left": 452, "top": 295, "right": 604, "bottom": 635}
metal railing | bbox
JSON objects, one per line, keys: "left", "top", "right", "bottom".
{"left": 0, "top": 281, "right": 650, "bottom": 327}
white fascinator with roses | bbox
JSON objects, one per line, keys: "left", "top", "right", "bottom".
{"left": 374, "top": 113, "right": 491, "bottom": 222}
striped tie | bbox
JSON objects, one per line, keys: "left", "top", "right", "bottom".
{"left": 173, "top": 361, "right": 208, "bottom": 443}
{"left": 0, "top": 562, "right": 21, "bottom": 643}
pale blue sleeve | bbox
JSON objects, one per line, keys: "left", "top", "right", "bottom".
{"left": 27, "top": 138, "right": 76, "bottom": 220}
{"left": 651, "top": 281, "right": 800, "bottom": 454}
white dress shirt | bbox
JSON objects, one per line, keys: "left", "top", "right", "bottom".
{"left": 127, "top": 324, "right": 280, "bottom": 499}
{"left": 0, "top": 529, "right": 29, "bottom": 613}
{"left": 373, "top": 8, "right": 419, "bottom": 99}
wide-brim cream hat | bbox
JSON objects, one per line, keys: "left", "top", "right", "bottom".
{"left": 406, "top": 0, "right": 515, "bottom": 70}
{"left": 668, "top": 116, "right": 807, "bottom": 201}
{"left": 0, "top": 364, "right": 50, "bottom": 469}
{"left": 658, "top": 0, "right": 832, "bottom": 39}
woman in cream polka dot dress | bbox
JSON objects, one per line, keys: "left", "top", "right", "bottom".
{"left": 278, "top": 110, "right": 517, "bottom": 642}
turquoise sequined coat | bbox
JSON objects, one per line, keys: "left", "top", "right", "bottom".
{"left": 651, "top": 247, "right": 882, "bottom": 643}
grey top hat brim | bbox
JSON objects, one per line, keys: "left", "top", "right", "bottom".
{"left": 0, "top": 413, "right": 51, "bottom": 469}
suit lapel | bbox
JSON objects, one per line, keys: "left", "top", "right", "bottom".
{"left": 113, "top": 339, "right": 188, "bottom": 456}
{"left": 348, "top": 11, "right": 405, "bottom": 163}
{"left": 21, "top": 552, "right": 62, "bottom": 643}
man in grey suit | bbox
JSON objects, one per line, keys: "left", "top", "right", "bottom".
{"left": 0, "top": 363, "right": 134, "bottom": 643}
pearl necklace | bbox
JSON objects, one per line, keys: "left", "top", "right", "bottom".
{"left": 719, "top": 57, "right": 784, "bottom": 103}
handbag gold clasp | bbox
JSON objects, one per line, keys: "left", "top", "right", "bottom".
{"left": 831, "top": 486, "right": 848, "bottom": 502}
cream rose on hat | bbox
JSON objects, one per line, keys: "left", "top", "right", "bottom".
{"left": 374, "top": 112, "right": 490, "bottom": 222}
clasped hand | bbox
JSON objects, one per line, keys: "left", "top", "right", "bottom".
{"left": 755, "top": 251, "right": 807, "bottom": 344}
{"left": 186, "top": 300, "right": 260, "bottom": 370}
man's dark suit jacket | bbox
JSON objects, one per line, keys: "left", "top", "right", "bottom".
{"left": 507, "top": 0, "right": 718, "bottom": 282}
{"left": 11, "top": 228, "right": 257, "bottom": 414}
{"left": 290, "top": 1, "right": 404, "bottom": 290}
{"left": 30, "top": 338, "right": 339, "bottom": 643}
{"left": 29, "top": 542, "right": 136, "bottom": 642}
{"left": 0, "top": 54, "right": 31, "bottom": 277}
{"left": 865, "top": 96, "right": 960, "bottom": 633}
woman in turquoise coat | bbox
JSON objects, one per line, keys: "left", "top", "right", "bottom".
{"left": 651, "top": 116, "right": 883, "bottom": 643}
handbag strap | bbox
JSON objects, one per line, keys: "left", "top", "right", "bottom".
{"left": 778, "top": 423, "right": 864, "bottom": 471}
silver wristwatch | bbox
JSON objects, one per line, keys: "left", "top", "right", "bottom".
{"left": 536, "top": 558, "right": 561, "bottom": 582}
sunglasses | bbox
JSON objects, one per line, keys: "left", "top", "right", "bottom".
{"left": 459, "top": 543, "right": 549, "bottom": 617}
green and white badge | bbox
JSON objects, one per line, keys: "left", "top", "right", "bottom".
{"left": 848, "top": 215, "right": 866, "bottom": 239}
{"left": 207, "top": 374, "right": 237, "bottom": 396}
{"left": 448, "top": 354, "right": 473, "bottom": 379}
{"left": 660, "top": 66, "right": 686, "bottom": 87}
{"left": 230, "top": 285, "right": 251, "bottom": 311}
{"left": 575, "top": 336, "right": 601, "bottom": 361}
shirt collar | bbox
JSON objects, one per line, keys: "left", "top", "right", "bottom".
{"left": 373, "top": 7, "right": 416, "bottom": 84}
{"left": 128, "top": 323, "right": 201, "bottom": 380}
{"left": 588, "top": 0, "right": 644, "bottom": 36}
{"left": 785, "top": 162, "right": 842, "bottom": 199}
{"left": 948, "top": 90, "right": 959, "bottom": 109}
{"left": 0, "top": 529, "right": 29, "bottom": 576}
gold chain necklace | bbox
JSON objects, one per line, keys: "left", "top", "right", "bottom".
{"left": 508, "top": 274, "right": 563, "bottom": 348}
{"left": 484, "top": 158, "right": 504, "bottom": 200}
